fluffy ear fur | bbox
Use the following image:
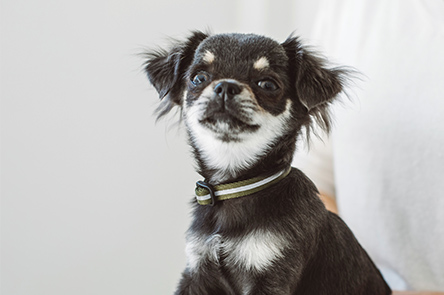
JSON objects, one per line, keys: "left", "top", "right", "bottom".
{"left": 282, "top": 36, "right": 349, "bottom": 135}
{"left": 144, "top": 31, "right": 209, "bottom": 118}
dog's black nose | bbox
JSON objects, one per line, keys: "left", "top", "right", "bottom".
{"left": 214, "top": 81, "right": 241, "bottom": 100}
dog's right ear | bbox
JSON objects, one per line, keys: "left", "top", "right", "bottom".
{"left": 144, "top": 31, "right": 209, "bottom": 118}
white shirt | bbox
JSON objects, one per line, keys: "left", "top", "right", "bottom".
{"left": 293, "top": 0, "right": 444, "bottom": 291}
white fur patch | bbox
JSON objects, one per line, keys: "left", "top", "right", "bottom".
{"left": 253, "top": 56, "right": 269, "bottom": 70}
{"left": 183, "top": 82, "right": 292, "bottom": 182}
{"left": 185, "top": 230, "right": 288, "bottom": 273}
{"left": 203, "top": 50, "right": 215, "bottom": 64}
{"left": 223, "top": 230, "right": 289, "bottom": 271}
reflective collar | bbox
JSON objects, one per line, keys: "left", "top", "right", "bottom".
{"left": 195, "top": 167, "right": 292, "bottom": 206}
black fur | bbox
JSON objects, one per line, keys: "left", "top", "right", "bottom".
{"left": 144, "top": 31, "right": 391, "bottom": 294}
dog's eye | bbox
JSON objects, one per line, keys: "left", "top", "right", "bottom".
{"left": 257, "top": 80, "right": 278, "bottom": 91}
{"left": 191, "top": 72, "right": 209, "bottom": 86}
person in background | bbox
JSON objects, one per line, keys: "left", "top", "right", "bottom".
{"left": 292, "top": 1, "right": 444, "bottom": 294}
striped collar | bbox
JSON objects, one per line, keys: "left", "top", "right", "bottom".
{"left": 195, "top": 167, "right": 292, "bottom": 206}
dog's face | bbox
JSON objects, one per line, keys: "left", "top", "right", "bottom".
{"left": 145, "top": 32, "right": 346, "bottom": 182}
{"left": 185, "top": 34, "right": 291, "bottom": 141}
{"left": 182, "top": 34, "right": 295, "bottom": 177}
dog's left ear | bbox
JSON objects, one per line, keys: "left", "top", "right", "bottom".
{"left": 144, "top": 31, "right": 209, "bottom": 118}
{"left": 282, "top": 36, "right": 348, "bottom": 134}
{"left": 282, "top": 36, "right": 346, "bottom": 111}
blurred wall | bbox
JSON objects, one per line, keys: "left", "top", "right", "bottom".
{"left": 1, "top": 1, "right": 319, "bottom": 294}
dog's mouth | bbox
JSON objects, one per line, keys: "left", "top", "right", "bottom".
{"left": 199, "top": 110, "right": 260, "bottom": 136}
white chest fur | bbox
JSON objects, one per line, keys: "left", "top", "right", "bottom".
{"left": 185, "top": 230, "right": 289, "bottom": 273}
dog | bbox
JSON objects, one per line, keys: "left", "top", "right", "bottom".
{"left": 144, "top": 31, "right": 391, "bottom": 295}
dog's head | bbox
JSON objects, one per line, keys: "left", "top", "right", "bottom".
{"left": 144, "top": 32, "right": 348, "bottom": 182}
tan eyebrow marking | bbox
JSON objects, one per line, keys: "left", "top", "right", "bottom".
{"left": 253, "top": 56, "right": 270, "bottom": 70}
{"left": 203, "top": 50, "right": 215, "bottom": 64}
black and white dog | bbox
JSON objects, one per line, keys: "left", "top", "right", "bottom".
{"left": 144, "top": 31, "right": 391, "bottom": 295}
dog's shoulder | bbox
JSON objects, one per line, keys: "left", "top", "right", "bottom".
{"left": 286, "top": 167, "right": 319, "bottom": 192}
{"left": 283, "top": 167, "right": 326, "bottom": 210}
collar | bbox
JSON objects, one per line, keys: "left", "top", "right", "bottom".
{"left": 195, "top": 167, "right": 292, "bottom": 206}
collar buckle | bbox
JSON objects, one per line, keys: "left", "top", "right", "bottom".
{"left": 196, "top": 181, "right": 217, "bottom": 206}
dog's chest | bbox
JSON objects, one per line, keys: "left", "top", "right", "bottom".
{"left": 185, "top": 229, "right": 288, "bottom": 273}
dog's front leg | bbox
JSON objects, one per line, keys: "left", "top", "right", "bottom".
{"left": 245, "top": 276, "right": 294, "bottom": 295}
{"left": 174, "top": 233, "right": 235, "bottom": 295}
{"left": 238, "top": 262, "right": 304, "bottom": 295}
{"left": 174, "top": 265, "right": 234, "bottom": 295}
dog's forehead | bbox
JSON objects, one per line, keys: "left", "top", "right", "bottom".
{"left": 193, "top": 34, "right": 288, "bottom": 70}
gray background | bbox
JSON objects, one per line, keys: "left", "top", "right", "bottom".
{"left": 1, "top": 0, "right": 319, "bottom": 294}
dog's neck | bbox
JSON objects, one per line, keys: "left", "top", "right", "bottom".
{"left": 191, "top": 132, "right": 297, "bottom": 184}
